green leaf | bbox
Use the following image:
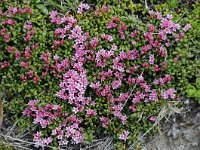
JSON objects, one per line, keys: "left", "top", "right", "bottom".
{"left": 186, "top": 88, "right": 196, "bottom": 98}
{"left": 196, "top": 77, "right": 200, "bottom": 89}
{"left": 194, "top": 90, "right": 200, "bottom": 99}
{"left": 36, "top": 4, "right": 49, "bottom": 15}
{"left": 47, "top": 0, "right": 63, "bottom": 9}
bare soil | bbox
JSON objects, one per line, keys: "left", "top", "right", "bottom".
{"left": 142, "top": 100, "right": 200, "bottom": 150}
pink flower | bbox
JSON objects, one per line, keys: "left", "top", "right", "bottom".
{"left": 21, "top": 75, "right": 27, "bottom": 82}
{"left": 15, "top": 50, "right": 21, "bottom": 60}
{"left": 86, "top": 109, "right": 97, "bottom": 117}
{"left": 119, "top": 114, "right": 127, "bottom": 125}
{"left": 148, "top": 10, "right": 155, "bottom": 17}
{"left": 23, "top": 5, "right": 32, "bottom": 13}
{"left": 34, "top": 76, "right": 39, "bottom": 84}
{"left": 90, "top": 37, "right": 98, "bottom": 49}
{"left": 1, "top": 61, "right": 10, "bottom": 68}
{"left": 129, "top": 105, "right": 137, "bottom": 112}
{"left": 53, "top": 55, "right": 60, "bottom": 61}
{"left": 7, "top": 46, "right": 14, "bottom": 53}
{"left": 153, "top": 65, "right": 160, "bottom": 72}
{"left": 183, "top": 24, "right": 192, "bottom": 32}
{"left": 5, "top": 19, "right": 15, "bottom": 25}
{"left": 90, "top": 81, "right": 101, "bottom": 89}
{"left": 101, "top": 34, "right": 113, "bottom": 42}
{"left": 148, "top": 24, "right": 155, "bottom": 32}
{"left": 101, "top": 5, "right": 110, "bottom": 13}
{"left": 149, "top": 116, "right": 156, "bottom": 122}
{"left": 155, "top": 12, "right": 162, "bottom": 20}
{"left": 33, "top": 131, "right": 42, "bottom": 142}
{"left": 107, "top": 21, "right": 117, "bottom": 29}
{"left": 149, "top": 54, "right": 154, "bottom": 65}
{"left": 130, "top": 31, "right": 137, "bottom": 38}
{"left": 142, "top": 62, "right": 149, "bottom": 69}
{"left": 100, "top": 116, "right": 110, "bottom": 128}
{"left": 128, "top": 78, "right": 135, "bottom": 85}
{"left": 24, "top": 21, "right": 32, "bottom": 30}
{"left": 161, "top": 88, "right": 176, "bottom": 99}
{"left": 20, "top": 61, "right": 29, "bottom": 69}
{"left": 111, "top": 44, "right": 117, "bottom": 51}
{"left": 77, "top": 3, "right": 90, "bottom": 14}
{"left": 119, "top": 130, "right": 129, "bottom": 141}
{"left": 111, "top": 79, "right": 122, "bottom": 89}
{"left": 166, "top": 14, "right": 173, "bottom": 20}
{"left": 144, "top": 32, "right": 154, "bottom": 41}
{"left": 24, "top": 35, "right": 31, "bottom": 41}
{"left": 149, "top": 89, "right": 158, "bottom": 101}
{"left": 131, "top": 41, "right": 136, "bottom": 45}
{"left": 28, "top": 70, "right": 34, "bottom": 78}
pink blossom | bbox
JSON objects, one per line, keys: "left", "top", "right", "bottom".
{"left": 183, "top": 24, "right": 192, "bottom": 32}
{"left": 148, "top": 24, "right": 155, "bottom": 32}
{"left": 24, "top": 21, "right": 32, "bottom": 30}
{"left": 149, "top": 89, "right": 158, "bottom": 101}
{"left": 3, "top": 34, "right": 10, "bottom": 42}
{"left": 148, "top": 10, "right": 155, "bottom": 17}
{"left": 144, "top": 32, "right": 154, "bottom": 41}
{"left": 101, "top": 5, "right": 110, "bottom": 13}
{"left": 21, "top": 75, "right": 27, "bottom": 82}
{"left": 7, "top": 46, "right": 14, "bottom": 53}
{"left": 111, "top": 44, "right": 117, "bottom": 51}
{"left": 107, "top": 21, "right": 117, "bottom": 29}
{"left": 128, "top": 78, "right": 135, "bottom": 85}
{"left": 119, "top": 130, "right": 129, "bottom": 141}
{"left": 149, "top": 116, "right": 156, "bottom": 122}
{"left": 101, "top": 34, "right": 113, "bottom": 42}
{"left": 49, "top": 11, "right": 61, "bottom": 24}
{"left": 166, "top": 14, "right": 173, "bottom": 20}
{"left": 149, "top": 54, "right": 154, "bottom": 65}
{"left": 86, "top": 109, "right": 97, "bottom": 117}
{"left": 15, "top": 50, "right": 21, "bottom": 60}
{"left": 23, "top": 5, "right": 32, "bottom": 13}
{"left": 24, "top": 35, "right": 31, "bottom": 41}
{"left": 130, "top": 31, "right": 137, "bottom": 38}
{"left": 161, "top": 88, "right": 176, "bottom": 99}
{"left": 131, "top": 41, "right": 136, "bottom": 45}
{"left": 5, "top": 19, "right": 15, "bottom": 25}
{"left": 119, "top": 114, "right": 127, "bottom": 125}
{"left": 77, "top": 3, "right": 90, "bottom": 14}
{"left": 34, "top": 76, "right": 39, "bottom": 84}
{"left": 28, "top": 70, "right": 34, "bottom": 78}
{"left": 155, "top": 12, "right": 162, "bottom": 20}
{"left": 129, "top": 105, "right": 137, "bottom": 112}
{"left": 153, "top": 65, "right": 160, "bottom": 72}
{"left": 100, "top": 116, "right": 110, "bottom": 128}
{"left": 90, "top": 81, "right": 101, "bottom": 89}
{"left": 33, "top": 131, "right": 42, "bottom": 142}
{"left": 142, "top": 62, "right": 149, "bottom": 69}
{"left": 1, "top": 61, "right": 10, "bottom": 69}
{"left": 90, "top": 37, "right": 98, "bottom": 49}
{"left": 53, "top": 55, "right": 60, "bottom": 61}
{"left": 20, "top": 61, "right": 29, "bottom": 69}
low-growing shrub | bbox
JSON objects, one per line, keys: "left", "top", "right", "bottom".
{"left": 0, "top": 0, "right": 199, "bottom": 149}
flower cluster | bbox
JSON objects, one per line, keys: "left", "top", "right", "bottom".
{"left": 0, "top": 1, "right": 193, "bottom": 148}
{"left": 77, "top": 3, "right": 90, "bottom": 14}
{"left": 23, "top": 100, "right": 84, "bottom": 145}
{"left": 95, "top": 5, "right": 110, "bottom": 16}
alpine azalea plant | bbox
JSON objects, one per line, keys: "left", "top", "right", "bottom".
{"left": 0, "top": 0, "right": 194, "bottom": 149}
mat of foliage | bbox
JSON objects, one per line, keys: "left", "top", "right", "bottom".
{"left": 0, "top": 0, "right": 200, "bottom": 149}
